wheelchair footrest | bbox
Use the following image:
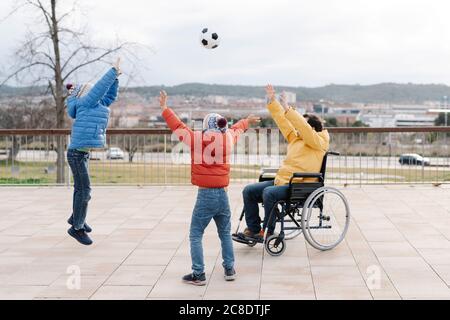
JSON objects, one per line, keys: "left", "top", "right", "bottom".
{"left": 232, "top": 233, "right": 264, "bottom": 245}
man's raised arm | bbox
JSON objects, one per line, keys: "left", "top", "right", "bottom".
{"left": 266, "top": 85, "right": 298, "bottom": 143}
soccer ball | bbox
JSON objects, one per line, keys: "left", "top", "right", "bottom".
{"left": 200, "top": 28, "right": 220, "bottom": 49}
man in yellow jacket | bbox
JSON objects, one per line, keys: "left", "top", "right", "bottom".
{"left": 240, "top": 85, "right": 330, "bottom": 240}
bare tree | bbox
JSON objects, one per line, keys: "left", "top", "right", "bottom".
{"left": 123, "top": 135, "right": 140, "bottom": 163}
{"left": 1, "top": 0, "right": 142, "bottom": 183}
{"left": 0, "top": 99, "right": 57, "bottom": 161}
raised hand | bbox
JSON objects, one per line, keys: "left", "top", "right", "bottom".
{"left": 280, "top": 91, "right": 289, "bottom": 111}
{"left": 112, "top": 57, "right": 122, "bottom": 75}
{"left": 265, "top": 84, "right": 276, "bottom": 102}
{"left": 159, "top": 90, "right": 168, "bottom": 111}
{"left": 247, "top": 115, "right": 261, "bottom": 126}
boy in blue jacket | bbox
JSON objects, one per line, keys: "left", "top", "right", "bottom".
{"left": 65, "top": 58, "right": 122, "bottom": 245}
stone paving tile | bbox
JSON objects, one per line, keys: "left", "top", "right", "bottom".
{"left": 369, "top": 242, "right": 420, "bottom": 258}
{"left": 430, "top": 265, "right": 450, "bottom": 286}
{"left": 0, "top": 286, "right": 46, "bottom": 300}
{"left": 91, "top": 285, "right": 153, "bottom": 300}
{"left": 123, "top": 248, "right": 174, "bottom": 266}
{"left": 105, "top": 265, "right": 165, "bottom": 286}
{"left": 315, "top": 286, "right": 373, "bottom": 300}
{"left": 378, "top": 257, "right": 450, "bottom": 299}
{"left": 36, "top": 275, "right": 108, "bottom": 299}
{"left": 1, "top": 185, "right": 450, "bottom": 300}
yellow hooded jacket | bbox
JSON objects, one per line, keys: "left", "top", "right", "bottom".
{"left": 268, "top": 100, "right": 330, "bottom": 186}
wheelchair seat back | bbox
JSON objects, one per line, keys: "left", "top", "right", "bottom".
{"left": 259, "top": 151, "right": 339, "bottom": 194}
{"left": 288, "top": 151, "right": 339, "bottom": 203}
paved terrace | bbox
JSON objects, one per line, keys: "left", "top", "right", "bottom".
{"left": 1, "top": 185, "right": 450, "bottom": 300}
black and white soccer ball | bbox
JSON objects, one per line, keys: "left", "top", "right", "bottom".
{"left": 200, "top": 28, "right": 220, "bottom": 49}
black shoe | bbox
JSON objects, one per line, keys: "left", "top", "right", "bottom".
{"left": 68, "top": 216, "right": 92, "bottom": 233}
{"left": 68, "top": 227, "right": 93, "bottom": 246}
{"left": 182, "top": 273, "right": 206, "bottom": 286}
{"left": 224, "top": 268, "right": 236, "bottom": 281}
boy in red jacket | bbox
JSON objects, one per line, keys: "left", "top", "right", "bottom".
{"left": 160, "top": 91, "right": 260, "bottom": 286}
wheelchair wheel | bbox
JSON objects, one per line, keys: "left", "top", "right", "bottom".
{"left": 265, "top": 235, "right": 286, "bottom": 257}
{"left": 247, "top": 241, "right": 257, "bottom": 247}
{"left": 301, "top": 187, "right": 350, "bottom": 251}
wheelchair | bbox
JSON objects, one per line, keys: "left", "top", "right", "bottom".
{"left": 232, "top": 151, "right": 351, "bottom": 256}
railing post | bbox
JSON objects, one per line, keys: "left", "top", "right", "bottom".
{"left": 359, "top": 133, "right": 362, "bottom": 187}
{"left": 10, "top": 135, "right": 14, "bottom": 177}
{"left": 66, "top": 134, "right": 71, "bottom": 188}
{"left": 164, "top": 134, "right": 167, "bottom": 185}
{"left": 422, "top": 132, "right": 425, "bottom": 183}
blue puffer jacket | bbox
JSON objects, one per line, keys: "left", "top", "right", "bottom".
{"left": 66, "top": 68, "right": 119, "bottom": 149}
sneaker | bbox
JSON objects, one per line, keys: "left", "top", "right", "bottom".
{"left": 182, "top": 273, "right": 206, "bottom": 286}
{"left": 224, "top": 268, "right": 236, "bottom": 281}
{"left": 68, "top": 216, "right": 92, "bottom": 233}
{"left": 68, "top": 227, "right": 93, "bottom": 246}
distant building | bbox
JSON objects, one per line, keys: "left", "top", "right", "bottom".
{"left": 283, "top": 91, "right": 297, "bottom": 104}
{"left": 325, "top": 107, "right": 361, "bottom": 125}
{"left": 358, "top": 114, "right": 396, "bottom": 127}
{"left": 358, "top": 104, "right": 436, "bottom": 127}
{"left": 118, "top": 116, "right": 141, "bottom": 128}
{"left": 394, "top": 114, "right": 435, "bottom": 127}
{"left": 313, "top": 104, "right": 329, "bottom": 115}
{"left": 205, "top": 95, "right": 229, "bottom": 105}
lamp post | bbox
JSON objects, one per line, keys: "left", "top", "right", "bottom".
{"left": 319, "top": 99, "right": 325, "bottom": 119}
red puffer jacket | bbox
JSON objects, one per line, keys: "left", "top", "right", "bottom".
{"left": 162, "top": 108, "right": 249, "bottom": 188}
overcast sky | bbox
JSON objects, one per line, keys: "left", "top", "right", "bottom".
{"left": 1, "top": 0, "right": 450, "bottom": 87}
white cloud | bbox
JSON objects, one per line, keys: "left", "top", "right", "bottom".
{"left": 1, "top": 0, "right": 450, "bottom": 86}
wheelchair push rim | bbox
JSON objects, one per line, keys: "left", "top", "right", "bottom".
{"left": 301, "top": 187, "right": 350, "bottom": 251}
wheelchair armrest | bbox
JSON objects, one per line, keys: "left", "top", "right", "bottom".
{"left": 293, "top": 173, "right": 323, "bottom": 179}
{"left": 327, "top": 151, "right": 340, "bottom": 156}
{"left": 259, "top": 168, "right": 278, "bottom": 182}
{"left": 290, "top": 173, "right": 323, "bottom": 184}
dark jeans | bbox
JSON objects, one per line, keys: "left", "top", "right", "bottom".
{"left": 242, "top": 181, "right": 290, "bottom": 234}
{"left": 67, "top": 149, "right": 91, "bottom": 231}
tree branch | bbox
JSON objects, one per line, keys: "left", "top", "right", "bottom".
{"left": 30, "top": 0, "right": 53, "bottom": 32}
{"left": 62, "top": 44, "right": 127, "bottom": 81}
{"left": 0, "top": 61, "right": 54, "bottom": 88}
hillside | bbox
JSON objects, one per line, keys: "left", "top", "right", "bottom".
{"left": 2, "top": 83, "right": 450, "bottom": 103}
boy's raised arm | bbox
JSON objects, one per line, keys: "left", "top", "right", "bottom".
{"left": 160, "top": 91, "right": 193, "bottom": 146}
{"left": 66, "top": 98, "right": 77, "bottom": 119}
{"left": 78, "top": 58, "right": 121, "bottom": 107}
{"left": 100, "top": 79, "right": 119, "bottom": 107}
{"left": 229, "top": 115, "right": 260, "bottom": 144}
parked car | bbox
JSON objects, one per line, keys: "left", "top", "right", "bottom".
{"left": 399, "top": 154, "right": 430, "bottom": 166}
{"left": 106, "top": 147, "right": 125, "bottom": 160}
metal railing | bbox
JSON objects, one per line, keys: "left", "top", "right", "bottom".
{"left": 0, "top": 127, "right": 449, "bottom": 186}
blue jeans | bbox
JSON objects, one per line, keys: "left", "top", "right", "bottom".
{"left": 242, "top": 181, "right": 290, "bottom": 234}
{"left": 190, "top": 188, "right": 234, "bottom": 276}
{"left": 67, "top": 149, "right": 91, "bottom": 231}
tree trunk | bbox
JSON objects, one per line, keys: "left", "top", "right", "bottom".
{"left": 7, "top": 136, "right": 21, "bottom": 162}
{"left": 128, "top": 150, "right": 136, "bottom": 163}
{"left": 55, "top": 96, "right": 66, "bottom": 184}
{"left": 50, "top": 0, "right": 66, "bottom": 184}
